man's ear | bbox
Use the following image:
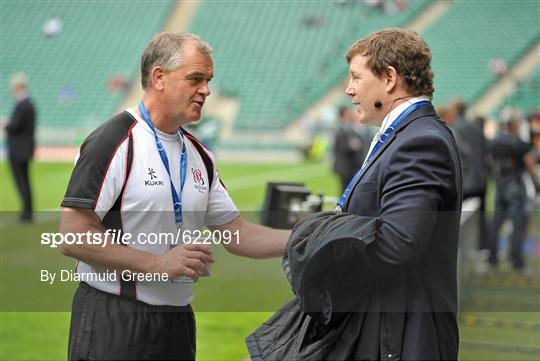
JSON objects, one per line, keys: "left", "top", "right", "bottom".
{"left": 385, "top": 66, "right": 398, "bottom": 93}
{"left": 151, "top": 66, "right": 166, "bottom": 91}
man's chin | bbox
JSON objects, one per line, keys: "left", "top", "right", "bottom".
{"left": 177, "top": 115, "right": 201, "bottom": 127}
{"left": 184, "top": 111, "right": 202, "bottom": 123}
{"left": 186, "top": 115, "right": 201, "bottom": 124}
{"left": 360, "top": 118, "right": 379, "bottom": 127}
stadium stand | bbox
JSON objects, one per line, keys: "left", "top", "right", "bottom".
{"left": 422, "top": 1, "right": 540, "bottom": 106}
{"left": 188, "top": 0, "right": 431, "bottom": 132}
{"left": 495, "top": 66, "right": 540, "bottom": 116}
{"left": 2, "top": 1, "right": 537, "bottom": 146}
{"left": 1, "top": 1, "right": 174, "bottom": 145}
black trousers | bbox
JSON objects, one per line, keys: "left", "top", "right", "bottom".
{"left": 68, "top": 282, "right": 196, "bottom": 360}
{"left": 8, "top": 157, "right": 32, "bottom": 219}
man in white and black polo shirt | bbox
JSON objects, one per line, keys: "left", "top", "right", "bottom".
{"left": 60, "top": 32, "right": 290, "bottom": 360}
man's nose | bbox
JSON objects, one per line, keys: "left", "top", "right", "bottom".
{"left": 199, "top": 82, "right": 211, "bottom": 96}
{"left": 345, "top": 80, "right": 355, "bottom": 96}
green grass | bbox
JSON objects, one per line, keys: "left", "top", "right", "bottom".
{"left": 1, "top": 162, "right": 72, "bottom": 211}
{"left": 1, "top": 313, "right": 71, "bottom": 360}
{"left": 1, "top": 161, "right": 539, "bottom": 360}
{"left": 0, "top": 160, "right": 340, "bottom": 361}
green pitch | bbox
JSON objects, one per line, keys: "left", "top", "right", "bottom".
{"left": 0, "top": 160, "right": 341, "bottom": 361}
{"left": 1, "top": 161, "right": 538, "bottom": 360}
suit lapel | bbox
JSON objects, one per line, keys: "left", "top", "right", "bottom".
{"left": 344, "top": 105, "right": 437, "bottom": 208}
{"left": 352, "top": 131, "right": 397, "bottom": 184}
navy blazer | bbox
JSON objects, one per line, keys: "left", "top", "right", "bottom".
{"left": 247, "top": 105, "right": 462, "bottom": 361}
{"left": 6, "top": 97, "right": 36, "bottom": 162}
{"left": 344, "top": 104, "right": 462, "bottom": 360}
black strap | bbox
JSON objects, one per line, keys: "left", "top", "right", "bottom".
{"left": 183, "top": 129, "right": 215, "bottom": 188}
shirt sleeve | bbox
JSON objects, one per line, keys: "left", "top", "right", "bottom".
{"left": 61, "top": 113, "right": 136, "bottom": 218}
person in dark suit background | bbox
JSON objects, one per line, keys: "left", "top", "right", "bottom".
{"left": 332, "top": 106, "right": 371, "bottom": 191}
{"left": 4, "top": 72, "right": 36, "bottom": 221}
{"left": 339, "top": 28, "right": 462, "bottom": 360}
{"left": 439, "top": 100, "right": 491, "bottom": 251}
{"left": 451, "top": 100, "right": 491, "bottom": 250}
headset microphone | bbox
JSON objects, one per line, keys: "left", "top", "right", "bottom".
{"left": 374, "top": 100, "right": 382, "bottom": 109}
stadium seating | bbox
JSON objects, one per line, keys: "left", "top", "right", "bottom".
{"left": 422, "top": 1, "right": 540, "bottom": 105}
{"left": 3, "top": 1, "right": 537, "bottom": 143}
{"left": 189, "top": 1, "right": 430, "bottom": 131}
{"left": 1, "top": 1, "right": 174, "bottom": 144}
{"left": 495, "top": 66, "right": 539, "bottom": 117}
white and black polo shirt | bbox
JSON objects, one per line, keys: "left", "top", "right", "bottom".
{"left": 61, "top": 108, "right": 239, "bottom": 306}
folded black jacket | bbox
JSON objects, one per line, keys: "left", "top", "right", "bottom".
{"left": 283, "top": 211, "right": 378, "bottom": 324}
{"left": 246, "top": 209, "right": 459, "bottom": 361}
{"left": 246, "top": 211, "right": 381, "bottom": 361}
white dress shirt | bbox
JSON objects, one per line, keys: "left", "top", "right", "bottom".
{"left": 361, "top": 96, "right": 430, "bottom": 168}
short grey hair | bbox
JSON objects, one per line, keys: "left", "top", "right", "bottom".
{"left": 140, "top": 32, "right": 212, "bottom": 89}
{"left": 10, "top": 72, "right": 28, "bottom": 87}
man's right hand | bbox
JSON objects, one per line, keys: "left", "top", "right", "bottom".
{"left": 151, "top": 243, "right": 215, "bottom": 281}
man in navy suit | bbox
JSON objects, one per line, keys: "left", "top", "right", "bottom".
{"left": 5, "top": 73, "right": 36, "bottom": 221}
{"left": 338, "top": 28, "right": 462, "bottom": 360}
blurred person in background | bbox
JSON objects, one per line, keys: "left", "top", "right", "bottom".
{"left": 451, "top": 100, "right": 491, "bottom": 251}
{"left": 527, "top": 108, "right": 540, "bottom": 170}
{"left": 4, "top": 72, "right": 36, "bottom": 222}
{"left": 190, "top": 116, "right": 221, "bottom": 151}
{"left": 526, "top": 109, "right": 540, "bottom": 206}
{"left": 332, "top": 106, "right": 371, "bottom": 191}
{"left": 42, "top": 15, "right": 63, "bottom": 38}
{"left": 300, "top": 110, "right": 330, "bottom": 161}
{"left": 436, "top": 103, "right": 456, "bottom": 126}
{"left": 488, "top": 57, "right": 508, "bottom": 78}
{"left": 107, "top": 74, "right": 131, "bottom": 94}
{"left": 489, "top": 107, "right": 540, "bottom": 272}
{"left": 473, "top": 115, "right": 488, "bottom": 136}
{"left": 440, "top": 101, "right": 491, "bottom": 252}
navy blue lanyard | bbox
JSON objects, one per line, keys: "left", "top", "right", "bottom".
{"left": 138, "top": 101, "right": 187, "bottom": 223}
{"left": 336, "top": 100, "right": 430, "bottom": 210}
